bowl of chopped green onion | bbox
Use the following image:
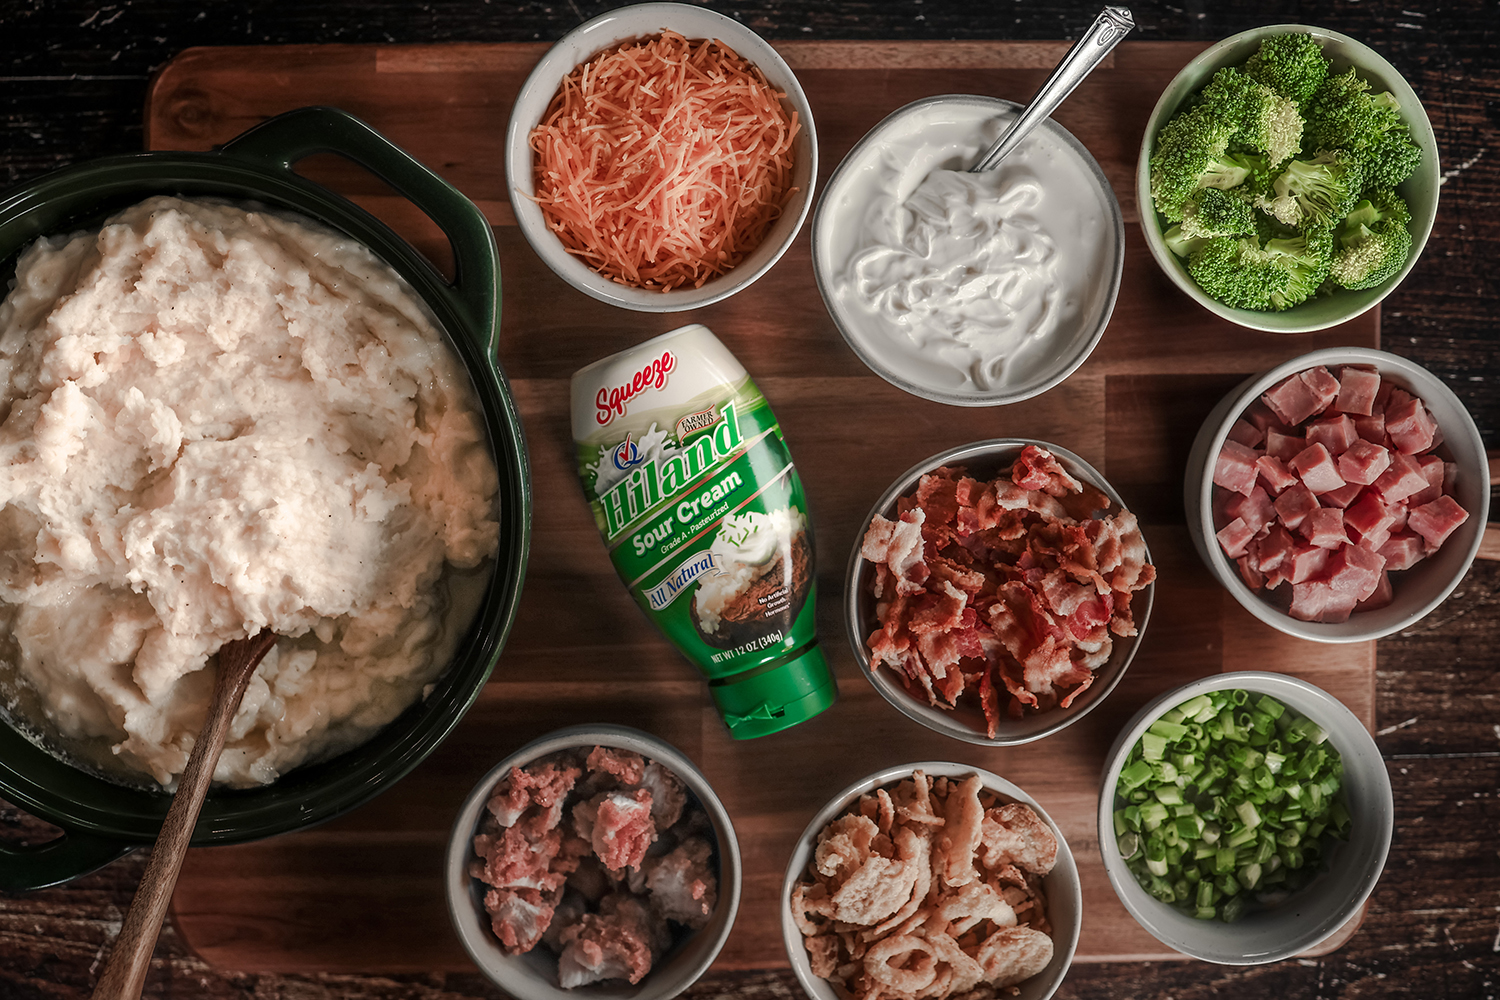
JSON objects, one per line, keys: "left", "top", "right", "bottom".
{"left": 1136, "top": 25, "right": 1438, "bottom": 333}
{"left": 1096, "top": 672, "right": 1393, "bottom": 964}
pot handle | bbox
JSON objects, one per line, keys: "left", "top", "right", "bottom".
{"left": 0, "top": 828, "right": 135, "bottom": 892}
{"left": 218, "top": 105, "right": 500, "bottom": 355}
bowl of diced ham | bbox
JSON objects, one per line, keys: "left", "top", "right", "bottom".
{"left": 445, "top": 724, "right": 741, "bottom": 1000}
{"left": 1187, "top": 347, "right": 1488, "bottom": 641}
{"left": 847, "top": 440, "right": 1156, "bottom": 746}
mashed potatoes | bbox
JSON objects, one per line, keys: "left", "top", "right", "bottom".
{"left": 0, "top": 196, "right": 500, "bottom": 788}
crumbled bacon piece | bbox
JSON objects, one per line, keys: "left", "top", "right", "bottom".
{"left": 862, "top": 445, "right": 1154, "bottom": 736}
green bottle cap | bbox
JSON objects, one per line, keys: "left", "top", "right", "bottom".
{"left": 709, "top": 644, "right": 838, "bottom": 739}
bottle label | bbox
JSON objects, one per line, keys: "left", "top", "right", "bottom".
{"left": 572, "top": 325, "right": 817, "bottom": 680}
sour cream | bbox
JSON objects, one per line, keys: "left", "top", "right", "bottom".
{"left": 814, "top": 96, "right": 1122, "bottom": 405}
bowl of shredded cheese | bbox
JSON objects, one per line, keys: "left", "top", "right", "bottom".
{"left": 506, "top": 3, "right": 817, "bottom": 312}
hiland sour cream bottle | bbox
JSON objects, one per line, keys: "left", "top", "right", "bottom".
{"left": 572, "top": 324, "right": 837, "bottom": 738}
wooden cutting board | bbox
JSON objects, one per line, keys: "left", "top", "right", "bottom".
{"left": 145, "top": 40, "right": 1379, "bottom": 973}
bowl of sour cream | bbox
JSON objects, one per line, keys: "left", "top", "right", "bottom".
{"left": 813, "top": 95, "right": 1124, "bottom": 407}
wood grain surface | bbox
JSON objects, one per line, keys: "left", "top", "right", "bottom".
{"left": 1, "top": 3, "right": 1497, "bottom": 1000}
{"left": 136, "top": 37, "right": 1381, "bottom": 973}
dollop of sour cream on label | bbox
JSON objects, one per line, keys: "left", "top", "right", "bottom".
{"left": 822, "top": 103, "right": 1113, "bottom": 400}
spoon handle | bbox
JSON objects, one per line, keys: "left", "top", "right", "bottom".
{"left": 90, "top": 631, "right": 276, "bottom": 1000}
{"left": 969, "top": 5, "right": 1135, "bottom": 173}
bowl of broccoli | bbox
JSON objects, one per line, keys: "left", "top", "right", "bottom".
{"left": 1135, "top": 25, "right": 1438, "bottom": 333}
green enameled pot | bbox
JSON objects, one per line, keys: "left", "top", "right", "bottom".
{"left": 0, "top": 106, "right": 531, "bottom": 892}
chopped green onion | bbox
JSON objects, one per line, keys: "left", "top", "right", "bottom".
{"left": 1113, "top": 688, "right": 1350, "bottom": 924}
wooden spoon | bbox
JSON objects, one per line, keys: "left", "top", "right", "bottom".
{"left": 91, "top": 629, "right": 279, "bottom": 1000}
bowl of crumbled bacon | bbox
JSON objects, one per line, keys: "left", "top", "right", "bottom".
{"left": 782, "top": 762, "right": 1082, "bottom": 1000}
{"left": 848, "top": 440, "right": 1156, "bottom": 745}
{"left": 505, "top": 2, "right": 815, "bottom": 311}
{"left": 444, "top": 724, "right": 741, "bottom": 1000}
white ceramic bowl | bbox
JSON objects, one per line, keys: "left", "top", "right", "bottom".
{"left": 781, "top": 761, "right": 1081, "bottom": 1000}
{"left": 1097, "top": 671, "right": 1394, "bottom": 964}
{"left": 845, "top": 439, "right": 1152, "bottom": 745}
{"left": 505, "top": 2, "right": 817, "bottom": 312}
{"left": 1137, "top": 24, "right": 1440, "bottom": 334}
{"left": 1185, "top": 347, "right": 1488, "bottom": 642}
{"left": 814, "top": 95, "right": 1124, "bottom": 405}
{"left": 445, "top": 724, "right": 742, "bottom": 1000}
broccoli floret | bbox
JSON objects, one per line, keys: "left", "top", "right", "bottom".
{"left": 1162, "top": 224, "right": 1208, "bottom": 259}
{"left": 1187, "top": 237, "right": 1291, "bottom": 311}
{"left": 1149, "top": 106, "right": 1253, "bottom": 221}
{"left": 1256, "top": 150, "right": 1364, "bottom": 230}
{"left": 1329, "top": 189, "right": 1413, "bottom": 290}
{"left": 1199, "top": 67, "right": 1303, "bottom": 166}
{"left": 1362, "top": 128, "right": 1423, "bottom": 189}
{"left": 1243, "top": 32, "right": 1330, "bottom": 105}
{"left": 1264, "top": 227, "right": 1334, "bottom": 309}
{"left": 1187, "top": 227, "right": 1333, "bottom": 312}
{"left": 1304, "top": 67, "right": 1406, "bottom": 153}
{"left": 1180, "top": 187, "right": 1257, "bottom": 240}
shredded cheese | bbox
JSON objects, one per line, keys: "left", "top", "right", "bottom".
{"left": 529, "top": 30, "right": 800, "bottom": 292}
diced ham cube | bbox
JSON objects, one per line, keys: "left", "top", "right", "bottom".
{"left": 1377, "top": 531, "right": 1427, "bottom": 571}
{"left": 1244, "top": 399, "right": 1284, "bottom": 434}
{"left": 1385, "top": 386, "right": 1414, "bottom": 414}
{"left": 1301, "top": 365, "right": 1341, "bottom": 404}
{"left": 1319, "top": 481, "right": 1365, "bottom": 509}
{"left": 1265, "top": 428, "right": 1306, "bottom": 462}
{"left": 1408, "top": 454, "right": 1446, "bottom": 507}
{"left": 1344, "top": 492, "right": 1395, "bottom": 542}
{"left": 1256, "top": 454, "right": 1300, "bottom": 494}
{"left": 1289, "top": 542, "right": 1332, "bottom": 584}
{"left": 1337, "top": 439, "right": 1392, "bottom": 486}
{"left": 1254, "top": 524, "right": 1296, "bottom": 572}
{"left": 1355, "top": 571, "right": 1394, "bottom": 611}
{"left": 1273, "top": 484, "right": 1320, "bottom": 530}
{"left": 1289, "top": 579, "right": 1359, "bottom": 623}
{"left": 1216, "top": 517, "right": 1256, "bottom": 558}
{"left": 1236, "top": 555, "right": 1265, "bottom": 590}
{"left": 1214, "top": 439, "right": 1262, "bottom": 496}
{"left": 1407, "top": 495, "right": 1470, "bottom": 551}
{"left": 1372, "top": 451, "right": 1429, "bottom": 505}
{"left": 1224, "top": 486, "right": 1277, "bottom": 533}
{"left": 1385, "top": 395, "right": 1437, "bottom": 455}
{"left": 1353, "top": 412, "right": 1386, "bottom": 444}
{"left": 1358, "top": 524, "right": 1394, "bottom": 553}
{"left": 1305, "top": 414, "right": 1359, "bottom": 455}
{"left": 1290, "top": 443, "right": 1347, "bottom": 494}
{"left": 1263, "top": 375, "right": 1325, "bottom": 426}
{"left": 1301, "top": 507, "right": 1348, "bottom": 550}
{"left": 1335, "top": 366, "right": 1381, "bottom": 416}
{"left": 1227, "top": 419, "right": 1264, "bottom": 448}
{"left": 1390, "top": 503, "right": 1409, "bottom": 532}
{"left": 1327, "top": 544, "right": 1387, "bottom": 601}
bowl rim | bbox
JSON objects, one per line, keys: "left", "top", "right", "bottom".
{"left": 503, "top": 1, "right": 818, "bottom": 313}
{"left": 1134, "top": 23, "right": 1441, "bottom": 334}
{"left": 813, "top": 93, "right": 1125, "bottom": 406}
{"left": 780, "top": 760, "right": 1082, "bottom": 1000}
{"left": 1186, "top": 347, "right": 1489, "bottom": 642}
{"left": 843, "top": 438, "right": 1153, "bottom": 745}
{"left": 444, "top": 723, "right": 743, "bottom": 1000}
{"left": 1094, "top": 671, "right": 1394, "bottom": 964}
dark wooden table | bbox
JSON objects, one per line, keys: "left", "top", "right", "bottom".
{"left": 2, "top": 3, "right": 1496, "bottom": 999}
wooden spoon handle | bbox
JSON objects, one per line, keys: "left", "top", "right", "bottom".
{"left": 91, "top": 631, "right": 277, "bottom": 1000}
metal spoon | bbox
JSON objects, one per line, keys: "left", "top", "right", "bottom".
{"left": 90, "top": 630, "right": 279, "bottom": 1000}
{"left": 969, "top": 5, "right": 1135, "bottom": 173}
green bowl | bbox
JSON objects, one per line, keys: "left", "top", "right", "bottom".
{"left": 0, "top": 107, "right": 532, "bottom": 891}
{"left": 1135, "top": 24, "right": 1439, "bottom": 334}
